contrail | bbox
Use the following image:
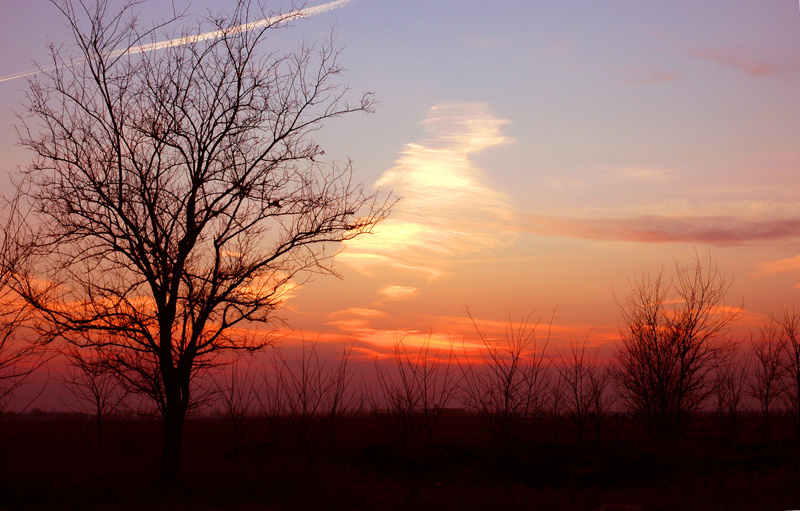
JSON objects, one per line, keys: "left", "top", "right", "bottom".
{"left": 0, "top": 0, "right": 358, "bottom": 84}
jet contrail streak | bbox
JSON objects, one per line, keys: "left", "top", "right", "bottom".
{"left": 0, "top": 0, "right": 358, "bottom": 84}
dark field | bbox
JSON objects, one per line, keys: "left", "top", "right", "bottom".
{"left": 1, "top": 414, "right": 799, "bottom": 510}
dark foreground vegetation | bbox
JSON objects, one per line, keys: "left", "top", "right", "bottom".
{"left": 1, "top": 412, "right": 799, "bottom": 511}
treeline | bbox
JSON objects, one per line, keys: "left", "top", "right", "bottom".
{"left": 25, "top": 281, "right": 800, "bottom": 456}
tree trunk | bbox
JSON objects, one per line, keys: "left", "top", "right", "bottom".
{"left": 159, "top": 404, "right": 187, "bottom": 486}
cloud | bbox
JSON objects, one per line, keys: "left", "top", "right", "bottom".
{"left": 340, "top": 102, "right": 517, "bottom": 277}
{"left": 0, "top": 0, "right": 359, "bottom": 83}
{"left": 525, "top": 214, "right": 800, "bottom": 245}
{"left": 379, "top": 285, "right": 418, "bottom": 301}
{"left": 331, "top": 307, "right": 386, "bottom": 318}
{"left": 112, "top": 0, "right": 358, "bottom": 57}
{"left": 760, "top": 255, "right": 800, "bottom": 275}
{"left": 693, "top": 49, "right": 800, "bottom": 78}
{"left": 604, "top": 166, "right": 672, "bottom": 182}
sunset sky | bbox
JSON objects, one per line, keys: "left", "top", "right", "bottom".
{"left": 2, "top": 0, "right": 800, "bottom": 373}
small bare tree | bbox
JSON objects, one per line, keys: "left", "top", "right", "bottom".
{"left": 612, "top": 255, "right": 741, "bottom": 439}
{"left": 459, "top": 311, "right": 550, "bottom": 449}
{"left": 711, "top": 341, "right": 749, "bottom": 442}
{"left": 556, "top": 335, "right": 606, "bottom": 443}
{"left": 264, "top": 337, "right": 357, "bottom": 450}
{"left": 588, "top": 354, "right": 611, "bottom": 441}
{"left": 14, "top": 0, "right": 390, "bottom": 484}
{"left": 545, "top": 368, "right": 566, "bottom": 443}
{"left": 278, "top": 337, "right": 329, "bottom": 449}
{"left": 371, "top": 335, "right": 458, "bottom": 452}
{"left": 212, "top": 354, "right": 260, "bottom": 449}
{"left": 749, "top": 324, "right": 785, "bottom": 444}
{"left": 322, "top": 342, "right": 357, "bottom": 451}
{"left": 60, "top": 344, "right": 128, "bottom": 448}
{"left": 776, "top": 307, "right": 800, "bottom": 439}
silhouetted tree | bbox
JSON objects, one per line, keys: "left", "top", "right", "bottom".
{"left": 612, "top": 255, "right": 741, "bottom": 440}
{"left": 321, "top": 341, "right": 357, "bottom": 451}
{"left": 459, "top": 310, "right": 550, "bottom": 449}
{"left": 0, "top": 195, "right": 43, "bottom": 414}
{"left": 776, "top": 307, "right": 800, "bottom": 439}
{"left": 60, "top": 343, "right": 128, "bottom": 448}
{"left": 749, "top": 324, "right": 785, "bottom": 443}
{"left": 212, "top": 354, "right": 260, "bottom": 449}
{"left": 556, "top": 335, "right": 606, "bottom": 443}
{"left": 711, "top": 340, "right": 749, "bottom": 443}
{"left": 259, "top": 337, "right": 356, "bottom": 450}
{"left": 277, "top": 337, "right": 332, "bottom": 449}
{"left": 545, "top": 368, "right": 566, "bottom": 443}
{"left": 371, "top": 335, "right": 458, "bottom": 452}
{"left": 13, "top": 0, "right": 389, "bottom": 484}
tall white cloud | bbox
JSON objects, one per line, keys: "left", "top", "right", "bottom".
{"left": 341, "top": 103, "right": 517, "bottom": 276}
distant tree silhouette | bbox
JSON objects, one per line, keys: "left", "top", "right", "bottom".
{"left": 211, "top": 354, "right": 260, "bottom": 449}
{"left": 459, "top": 310, "right": 550, "bottom": 449}
{"left": 12, "top": 0, "right": 390, "bottom": 484}
{"left": 60, "top": 343, "right": 128, "bottom": 448}
{"left": 612, "top": 255, "right": 741, "bottom": 440}
{"left": 711, "top": 340, "right": 749, "bottom": 443}
{"left": 775, "top": 307, "right": 800, "bottom": 439}
{"left": 749, "top": 323, "right": 785, "bottom": 443}
{"left": 256, "top": 337, "right": 356, "bottom": 450}
{"left": 556, "top": 335, "right": 607, "bottom": 443}
{"left": 545, "top": 368, "right": 566, "bottom": 443}
{"left": 371, "top": 335, "right": 458, "bottom": 452}
{"left": 319, "top": 341, "right": 357, "bottom": 451}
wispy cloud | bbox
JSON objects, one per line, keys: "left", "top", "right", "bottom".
{"left": 525, "top": 214, "right": 800, "bottom": 245}
{"left": 379, "top": 285, "right": 418, "bottom": 301}
{"left": 760, "top": 255, "right": 800, "bottom": 275}
{"left": 604, "top": 166, "right": 672, "bottom": 182}
{"left": 0, "top": 0, "right": 359, "bottom": 84}
{"left": 693, "top": 48, "right": 800, "bottom": 78}
{"left": 340, "top": 102, "right": 517, "bottom": 277}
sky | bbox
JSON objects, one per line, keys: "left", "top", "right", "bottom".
{"left": 2, "top": 0, "right": 800, "bottom": 375}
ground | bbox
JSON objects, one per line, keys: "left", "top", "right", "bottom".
{"left": 0, "top": 413, "right": 798, "bottom": 510}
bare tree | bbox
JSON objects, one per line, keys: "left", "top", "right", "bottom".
{"left": 322, "top": 341, "right": 357, "bottom": 451}
{"left": 371, "top": 334, "right": 458, "bottom": 452}
{"left": 776, "top": 307, "right": 800, "bottom": 439}
{"left": 612, "top": 255, "right": 741, "bottom": 439}
{"left": 711, "top": 341, "right": 749, "bottom": 443}
{"left": 459, "top": 311, "right": 550, "bottom": 449}
{"left": 749, "top": 324, "right": 785, "bottom": 443}
{"left": 212, "top": 354, "right": 260, "bottom": 449}
{"left": 277, "top": 337, "right": 330, "bottom": 449}
{"left": 0, "top": 288, "right": 38, "bottom": 415}
{"left": 0, "top": 195, "right": 44, "bottom": 415}
{"left": 545, "top": 368, "right": 566, "bottom": 443}
{"left": 259, "top": 336, "right": 357, "bottom": 450}
{"left": 13, "top": 0, "right": 390, "bottom": 484}
{"left": 60, "top": 343, "right": 128, "bottom": 448}
{"left": 556, "top": 335, "right": 606, "bottom": 443}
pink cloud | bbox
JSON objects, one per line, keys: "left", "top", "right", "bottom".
{"left": 525, "top": 214, "right": 800, "bottom": 245}
{"left": 694, "top": 49, "right": 799, "bottom": 78}
{"left": 760, "top": 255, "right": 800, "bottom": 275}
